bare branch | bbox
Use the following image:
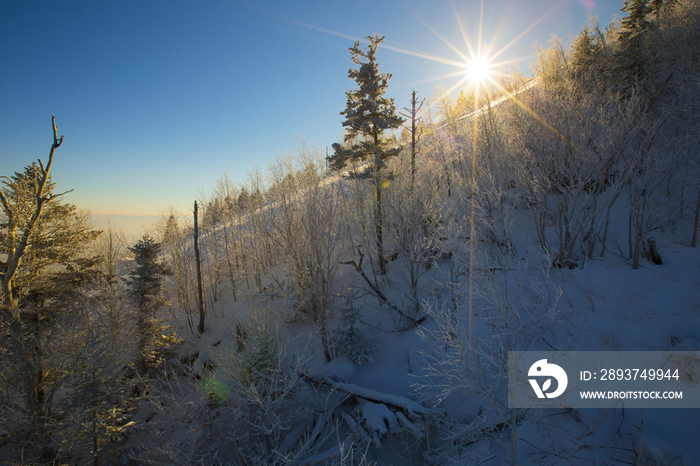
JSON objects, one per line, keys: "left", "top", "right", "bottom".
{"left": 46, "top": 189, "right": 74, "bottom": 201}
{"left": 52, "top": 114, "right": 64, "bottom": 149}
{"left": 342, "top": 248, "right": 426, "bottom": 327}
{"left": 0, "top": 190, "right": 12, "bottom": 217}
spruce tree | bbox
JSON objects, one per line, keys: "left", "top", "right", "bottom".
{"left": 570, "top": 25, "right": 605, "bottom": 89}
{"left": 328, "top": 34, "right": 404, "bottom": 275}
{"left": 616, "top": 0, "right": 654, "bottom": 97}
{"left": 129, "top": 234, "right": 177, "bottom": 372}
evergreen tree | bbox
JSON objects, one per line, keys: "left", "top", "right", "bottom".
{"left": 616, "top": 0, "right": 654, "bottom": 97}
{"left": 0, "top": 117, "right": 105, "bottom": 455}
{"left": 1, "top": 162, "right": 101, "bottom": 309}
{"left": 129, "top": 234, "right": 178, "bottom": 372}
{"left": 621, "top": 0, "right": 652, "bottom": 38}
{"left": 328, "top": 34, "right": 404, "bottom": 274}
{"left": 237, "top": 187, "right": 251, "bottom": 211}
{"left": 570, "top": 24, "right": 606, "bottom": 89}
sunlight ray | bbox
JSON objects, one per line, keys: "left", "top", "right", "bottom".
{"left": 426, "top": 69, "right": 477, "bottom": 83}
{"left": 477, "top": 0, "right": 485, "bottom": 58}
{"left": 488, "top": 54, "right": 537, "bottom": 69}
{"left": 483, "top": 0, "right": 523, "bottom": 59}
{"left": 284, "top": 16, "right": 472, "bottom": 70}
{"left": 444, "top": 74, "right": 472, "bottom": 97}
{"left": 280, "top": 17, "right": 362, "bottom": 43}
{"left": 409, "top": 14, "right": 471, "bottom": 64}
{"left": 378, "top": 43, "right": 469, "bottom": 68}
{"left": 285, "top": 1, "right": 556, "bottom": 115}
{"left": 487, "top": 0, "right": 567, "bottom": 63}
{"left": 450, "top": 0, "right": 476, "bottom": 61}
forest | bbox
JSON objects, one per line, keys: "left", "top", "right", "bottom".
{"left": 1, "top": 1, "right": 699, "bottom": 464}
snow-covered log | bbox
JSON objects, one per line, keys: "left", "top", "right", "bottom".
{"left": 302, "top": 373, "right": 438, "bottom": 417}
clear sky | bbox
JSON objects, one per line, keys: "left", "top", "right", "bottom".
{"left": 1, "top": 0, "right": 623, "bottom": 220}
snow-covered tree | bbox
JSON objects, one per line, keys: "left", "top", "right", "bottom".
{"left": 266, "top": 143, "right": 349, "bottom": 360}
{"left": 129, "top": 234, "right": 179, "bottom": 372}
{"left": 51, "top": 277, "right": 139, "bottom": 465}
{"left": 328, "top": 34, "right": 404, "bottom": 275}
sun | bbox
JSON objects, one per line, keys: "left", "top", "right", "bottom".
{"left": 465, "top": 56, "right": 492, "bottom": 86}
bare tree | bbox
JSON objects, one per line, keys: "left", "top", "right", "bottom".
{"left": 384, "top": 153, "right": 445, "bottom": 321}
{"left": 266, "top": 143, "right": 349, "bottom": 361}
{"left": 158, "top": 208, "right": 196, "bottom": 333}
{"left": 507, "top": 42, "right": 642, "bottom": 267}
{"left": 194, "top": 201, "right": 205, "bottom": 333}
{"left": 212, "top": 174, "right": 241, "bottom": 302}
{"left": 416, "top": 253, "right": 566, "bottom": 465}
{"left": 400, "top": 90, "right": 424, "bottom": 190}
{"left": 95, "top": 221, "right": 128, "bottom": 279}
{"left": 622, "top": 110, "right": 671, "bottom": 269}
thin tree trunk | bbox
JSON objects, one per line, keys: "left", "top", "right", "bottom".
{"left": 223, "top": 227, "right": 237, "bottom": 302}
{"left": 632, "top": 232, "right": 641, "bottom": 269}
{"left": 375, "top": 172, "right": 386, "bottom": 275}
{"left": 402, "top": 90, "right": 422, "bottom": 192}
{"left": 600, "top": 190, "right": 622, "bottom": 258}
{"left": 691, "top": 192, "right": 700, "bottom": 247}
{"left": 194, "top": 201, "right": 205, "bottom": 334}
{"left": 628, "top": 207, "right": 633, "bottom": 260}
{"left": 510, "top": 410, "right": 518, "bottom": 466}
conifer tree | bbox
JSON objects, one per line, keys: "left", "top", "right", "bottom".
{"left": 616, "top": 0, "right": 654, "bottom": 97}
{"left": 570, "top": 24, "right": 607, "bottom": 89}
{"left": 0, "top": 117, "right": 104, "bottom": 453}
{"left": 129, "top": 234, "right": 177, "bottom": 372}
{"left": 328, "top": 34, "right": 404, "bottom": 275}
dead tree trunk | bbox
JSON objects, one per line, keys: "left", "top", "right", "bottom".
{"left": 194, "top": 201, "right": 205, "bottom": 334}
{"left": 692, "top": 191, "right": 700, "bottom": 248}
{"left": 1, "top": 115, "right": 64, "bottom": 319}
{"left": 401, "top": 91, "right": 424, "bottom": 191}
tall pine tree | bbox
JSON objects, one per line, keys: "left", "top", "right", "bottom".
{"left": 328, "top": 34, "right": 403, "bottom": 275}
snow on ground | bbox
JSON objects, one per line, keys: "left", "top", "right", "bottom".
{"left": 157, "top": 195, "right": 700, "bottom": 464}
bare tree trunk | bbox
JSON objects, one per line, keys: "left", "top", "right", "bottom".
{"left": 401, "top": 90, "right": 423, "bottom": 191}
{"left": 223, "top": 226, "right": 237, "bottom": 302}
{"left": 628, "top": 207, "right": 633, "bottom": 260}
{"left": 600, "top": 190, "right": 622, "bottom": 258}
{"left": 510, "top": 409, "right": 518, "bottom": 466}
{"left": 375, "top": 172, "right": 386, "bottom": 276}
{"left": 692, "top": 192, "right": 700, "bottom": 247}
{"left": 194, "top": 201, "right": 205, "bottom": 334}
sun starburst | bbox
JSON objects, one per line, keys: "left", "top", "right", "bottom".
{"left": 465, "top": 55, "right": 492, "bottom": 86}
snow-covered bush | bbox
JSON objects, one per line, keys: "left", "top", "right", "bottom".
{"left": 415, "top": 257, "right": 567, "bottom": 464}
{"left": 384, "top": 152, "right": 447, "bottom": 319}
{"left": 265, "top": 142, "right": 349, "bottom": 361}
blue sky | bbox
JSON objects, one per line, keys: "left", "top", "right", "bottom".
{"left": 1, "top": 0, "right": 622, "bottom": 218}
